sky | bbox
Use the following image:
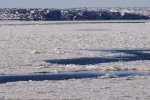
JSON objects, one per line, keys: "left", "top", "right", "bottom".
{"left": 0, "top": 0, "right": 150, "bottom": 8}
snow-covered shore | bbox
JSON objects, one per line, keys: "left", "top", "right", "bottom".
{"left": 0, "top": 21, "right": 150, "bottom": 99}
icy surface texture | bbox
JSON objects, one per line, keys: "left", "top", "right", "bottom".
{"left": 0, "top": 8, "right": 150, "bottom": 20}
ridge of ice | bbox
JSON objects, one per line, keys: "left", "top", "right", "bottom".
{"left": 0, "top": 8, "right": 150, "bottom": 20}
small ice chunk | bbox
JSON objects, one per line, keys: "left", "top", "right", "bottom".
{"left": 30, "top": 10, "right": 35, "bottom": 14}
{"left": 30, "top": 50, "right": 41, "bottom": 54}
{"left": 105, "top": 74, "right": 117, "bottom": 78}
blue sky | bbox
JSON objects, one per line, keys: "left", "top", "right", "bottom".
{"left": 0, "top": 0, "right": 150, "bottom": 8}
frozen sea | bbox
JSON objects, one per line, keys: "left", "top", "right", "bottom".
{"left": 0, "top": 20, "right": 150, "bottom": 99}
{"left": 0, "top": 20, "right": 150, "bottom": 74}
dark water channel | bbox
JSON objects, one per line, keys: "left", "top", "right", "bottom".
{"left": 0, "top": 71, "right": 150, "bottom": 83}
